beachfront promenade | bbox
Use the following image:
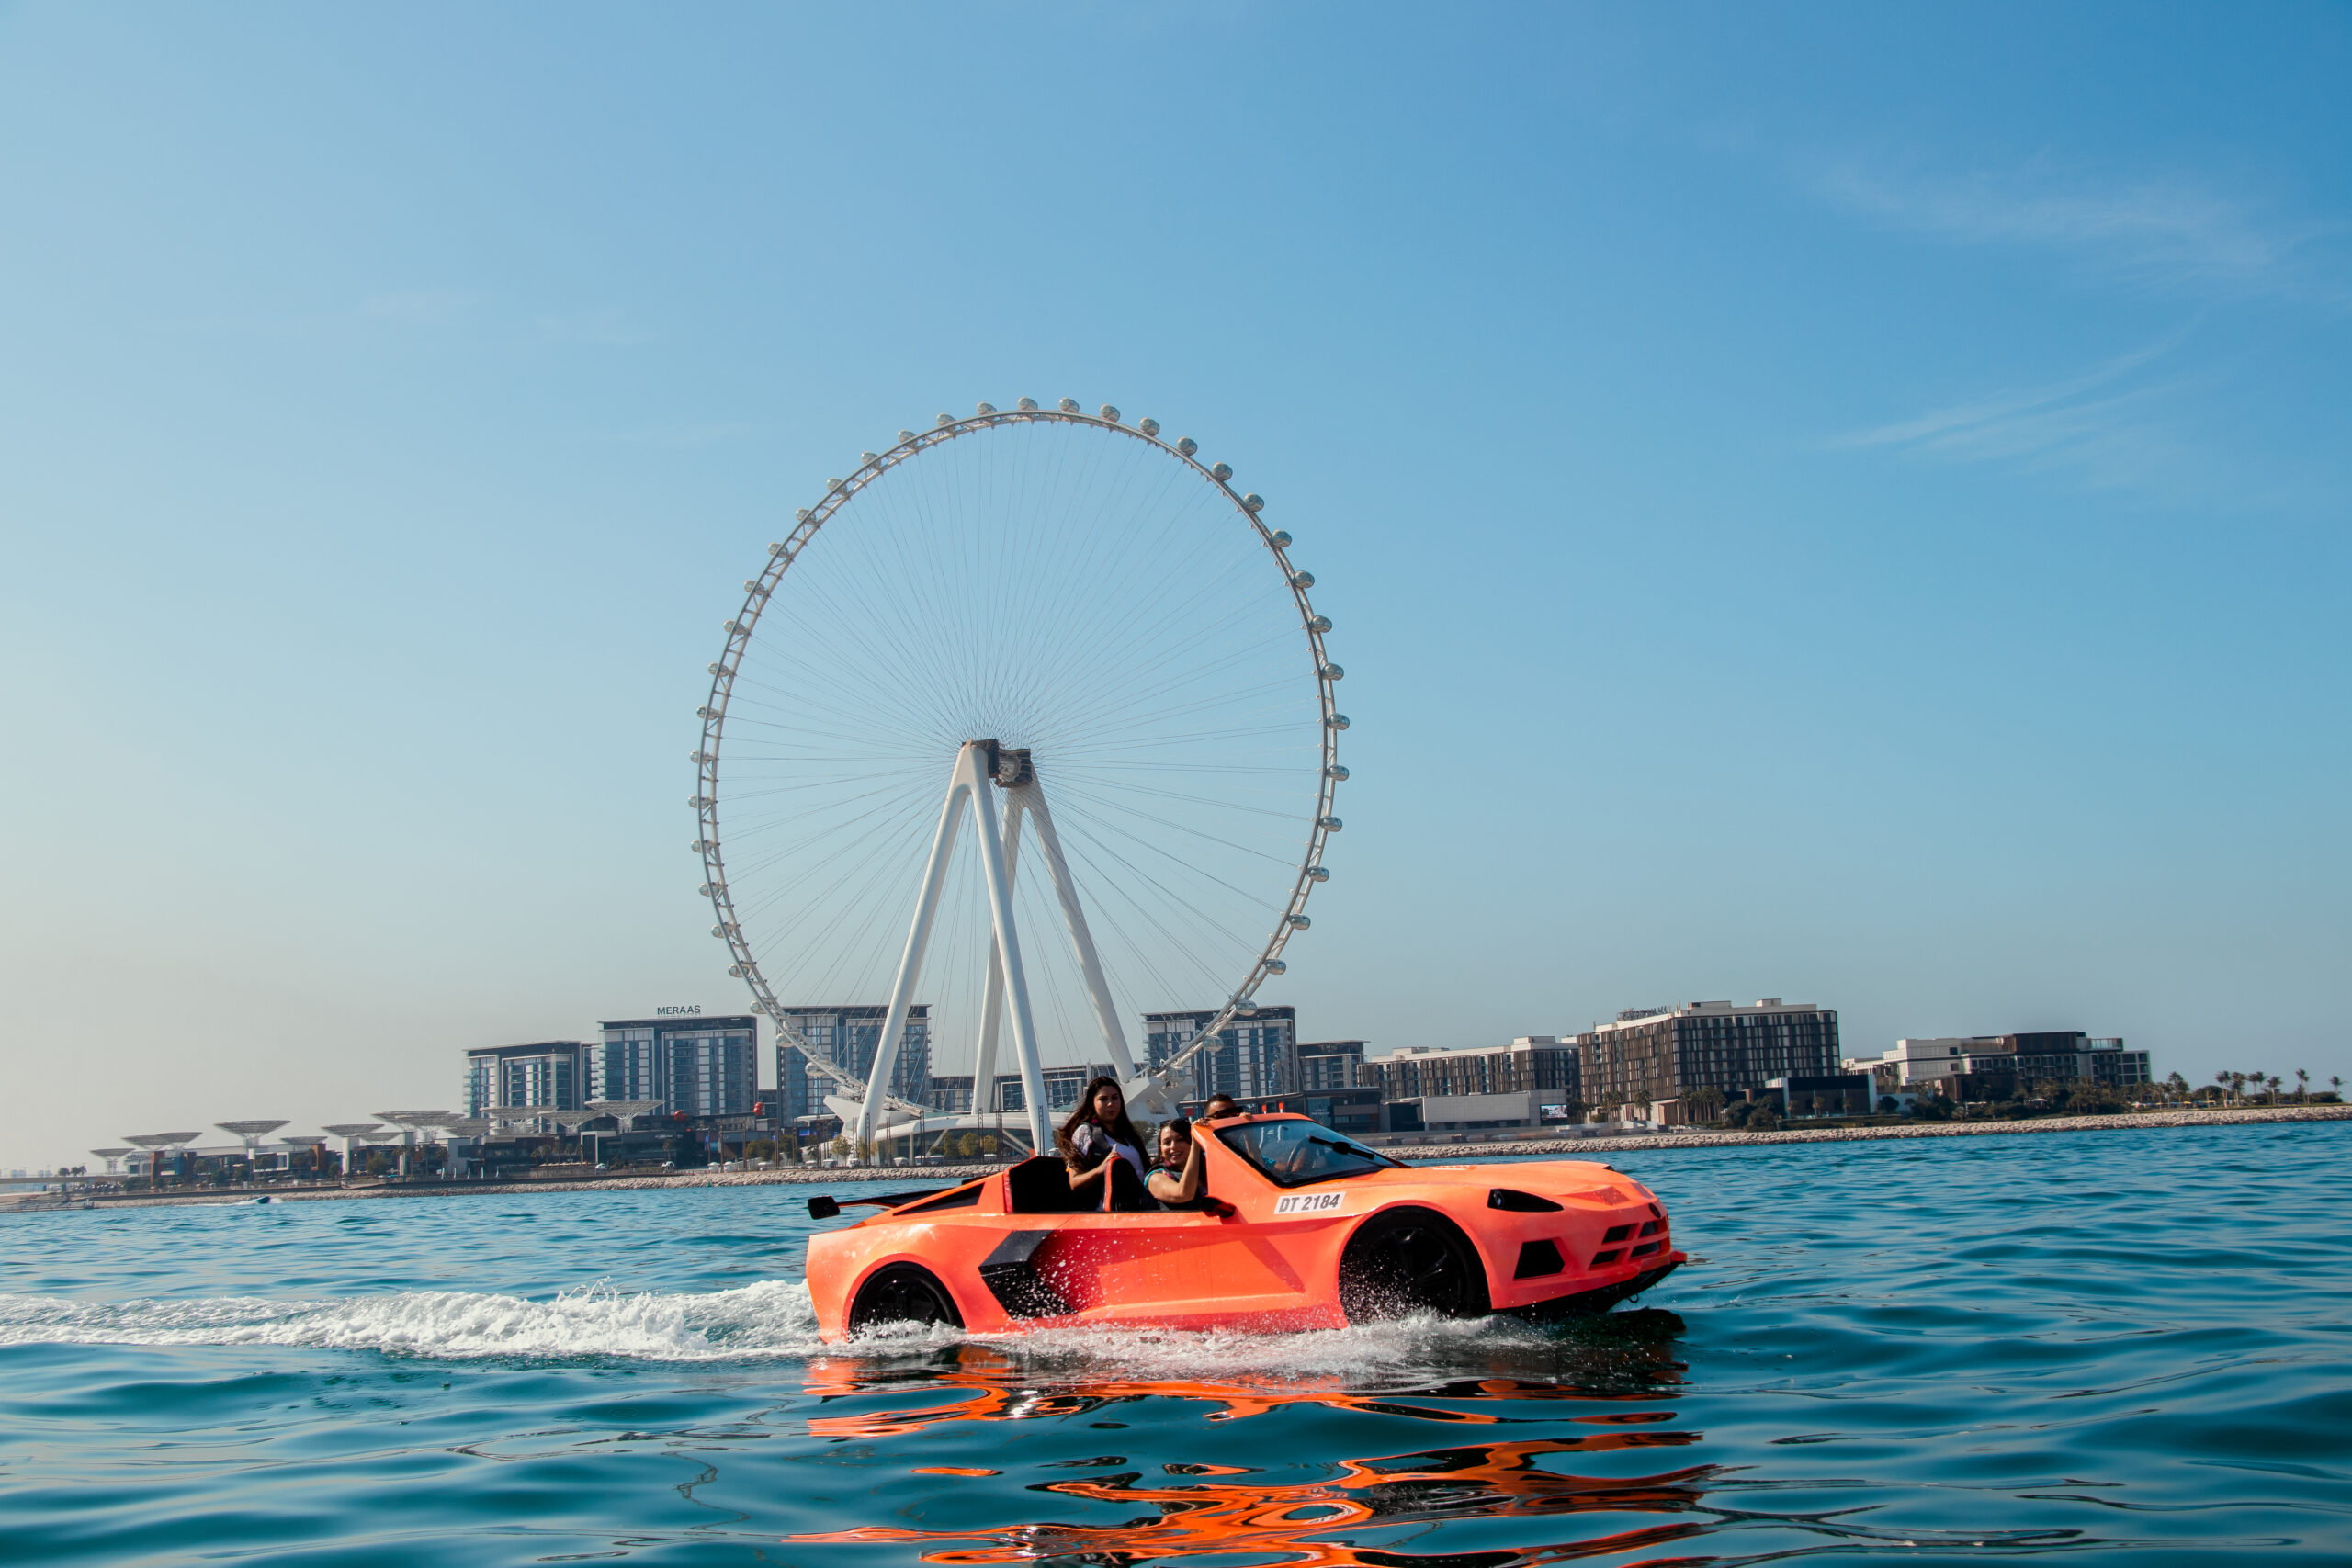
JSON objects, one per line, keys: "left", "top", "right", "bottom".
{"left": 13, "top": 1103, "right": 2343, "bottom": 1210}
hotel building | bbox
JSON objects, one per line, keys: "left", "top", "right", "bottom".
{"left": 1364, "top": 1036, "right": 1582, "bottom": 1130}
{"left": 1295, "top": 1040, "right": 1367, "bottom": 1090}
{"left": 594, "top": 1015, "right": 759, "bottom": 1118}
{"left": 463, "top": 1041, "right": 586, "bottom": 1119}
{"left": 1849, "top": 1032, "right": 2150, "bottom": 1100}
{"left": 1577, "top": 1000, "right": 1841, "bottom": 1109}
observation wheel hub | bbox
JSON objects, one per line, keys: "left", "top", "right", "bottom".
{"left": 989, "top": 742, "right": 1035, "bottom": 789}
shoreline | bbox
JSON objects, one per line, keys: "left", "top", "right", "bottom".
{"left": 10, "top": 1103, "right": 2345, "bottom": 1212}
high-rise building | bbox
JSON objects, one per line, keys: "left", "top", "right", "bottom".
{"left": 1298, "top": 1040, "right": 1366, "bottom": 1090}
{"left": 1145, "top": 1007, "right": 1296, "bottom": 1101}
{"left": 464, "top": 1041, "right": 586, "bottom": 1118}
{"left": 1578, "top": 1000, "right": 1839, "bottom": 1108}
{"left": 771, "top": 1005, "right": 931, "bottom": 1122}
{"left": 594, "top": 1015, "right": 758, "bottom": 1117}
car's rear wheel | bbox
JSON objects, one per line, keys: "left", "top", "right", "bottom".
{"left": 847, "top": 1263, "right": 963, "bottom": 1334}
{"left": 1338, "top": 1207, "right": 1491, "bottom": 1322}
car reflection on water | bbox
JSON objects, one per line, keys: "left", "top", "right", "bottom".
{"left": 797, "top": 1436, "right": 1715, "bottom": 1566}
{"left": 799, "top": 1309, "right": 1690, "bottom": 1438}
{"left": 791, "top": 1312, "right": 1705, "bottom": 1565}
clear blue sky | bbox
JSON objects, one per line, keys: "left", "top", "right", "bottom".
{"left": 3, "top": 4, "right": 2346, "bottom": 1167}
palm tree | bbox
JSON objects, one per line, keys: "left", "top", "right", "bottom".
{"left": 2213, "top": 1070, "right": 2233, "bottom": 1105}
{"left": 2267, "top": 1074, "right": 2284, "bottom": 1103}
{"left": 2295, "top": 1068, "right": 2309, "bottom": 1103}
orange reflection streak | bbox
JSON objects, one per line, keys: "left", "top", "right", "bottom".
{"left": 790, "top": 1437, "right": 1714, "bottom": 1566}
{"left": 804, "top": 1343, "right": 1685, "bottom": 1440}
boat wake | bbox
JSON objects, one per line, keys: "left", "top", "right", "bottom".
{"left": 0, "top": 1281, "right": 1676, "bottom": 1384}
{"left": 0, "top": 1280, "right": 826, "bottom": 1361}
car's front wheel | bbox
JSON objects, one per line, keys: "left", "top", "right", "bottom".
{"left": 847, "top": 1263, "right": 964, "bottom": 1334}
{"left": 1338, "top": 1207, "right": 1490, "bottom": 1322}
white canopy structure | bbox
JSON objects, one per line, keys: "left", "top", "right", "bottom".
{"left": 584, "top": 1100, "right": 666, "bottom": 1131}
{"left": 216, "top": 1120, "right": 290, "bottom": 1158}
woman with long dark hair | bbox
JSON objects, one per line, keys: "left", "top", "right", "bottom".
{"left": 1147, "top": 1115, "right": 1209, "bottom": 1210}
{"left": 1057, "top": 1077, "right": 1152, "bottom": 1211}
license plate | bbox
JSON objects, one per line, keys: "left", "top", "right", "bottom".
{"left": 1272, "top": 1191, "right": 1347, "bottom": 1215}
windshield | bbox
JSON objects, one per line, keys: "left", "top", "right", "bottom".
{"left": 1216, "top": 1119, "right": 1398, "bottom": 1188}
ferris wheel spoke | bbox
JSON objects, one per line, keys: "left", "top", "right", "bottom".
{"left": 732, "top": 804, "right": 933, "bottom": 934}
{"left": 1064, "top": 761, "right": 1306, "bottom": 778}
{"left": 1062, "top": 776, "right": 1312, "bottom": 823}
{"left": 726, "top": 794, "right": 933, "bottom": 887}
{"left": 1051, "top": 821, "right": 1268, "bottom": 991}
{"left": 1046, "top": 784, "right": 1300, "bottom": 908}
{"left": 1060, "top": 684, "right": 1317, "bottom": 752}
{"left": 1044, "top": 635, "right": 1309, "bottom": 740}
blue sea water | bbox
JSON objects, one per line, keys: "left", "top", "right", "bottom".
{"left": 2, "top": 1120, "right": 2346, "bottom": 1566}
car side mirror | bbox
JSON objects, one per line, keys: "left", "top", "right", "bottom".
{"left": 807, "top": 1195, "right": 841, "bottom": 1220}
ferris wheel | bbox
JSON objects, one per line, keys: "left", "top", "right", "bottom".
{"left": 691, "top": 400, "right": 1344, "bottom": 1154}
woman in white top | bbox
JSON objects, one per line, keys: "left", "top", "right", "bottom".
{"left": 1057, "top": 1077, "right": 1151, "bottom": 1211}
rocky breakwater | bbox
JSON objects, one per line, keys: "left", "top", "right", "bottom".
{"left": 1382, "top": 1101, "right": 2351, "bottom": 1163}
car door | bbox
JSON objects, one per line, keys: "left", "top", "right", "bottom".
{"left": 1032, "top": 1143, "right": 1322, "bottom": 1327}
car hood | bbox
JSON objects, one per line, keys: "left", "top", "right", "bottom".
{"left": 1340, "top": 1157, "right": 1652, "bottom": 1206}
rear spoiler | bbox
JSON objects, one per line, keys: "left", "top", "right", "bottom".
{"left": 806, "top": 1187, "right": 956, "bottom": 1220}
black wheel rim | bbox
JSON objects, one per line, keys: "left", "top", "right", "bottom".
{"left": 851, "top": 1268, "right": 956, "bottom": 1331}
{"left": 1385, "top": 1224, "right": 1469, "bottom": 1312}
{"left": 1344, "top": 1213, "right": 1476, "bottom": 1318}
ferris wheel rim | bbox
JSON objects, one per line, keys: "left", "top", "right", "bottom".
{"left": 690, "top": 403, "right": 1342, "bottom": 1086}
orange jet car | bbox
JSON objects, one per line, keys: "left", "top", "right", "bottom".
{"left": 803, "top": 1112, "right": 1684, "bottom": 1339}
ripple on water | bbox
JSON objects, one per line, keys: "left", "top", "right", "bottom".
{"left": 0, "top": 1119, "right": 2345, "bottom": 1564}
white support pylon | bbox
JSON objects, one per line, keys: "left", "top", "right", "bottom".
{"left": 854, "top": 754, "right": 967, "bottom": 1156}
{"left": 968, "top": 786, "right": 1026, "bottom": 1141}
{"left": 968, "top": 753, "right": 1053, "bottom": 1154}
{"left": 857, "top": 743, "right": 1055, "bottom": 1156}
{"left": 1019, "top": 782, "right": 1146, "bottom": 1097}
{"left": 971, "top": 780, "right": 1144, "bottom": 1121}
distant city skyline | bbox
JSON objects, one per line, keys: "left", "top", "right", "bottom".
{"left": 62, "top": 995, "right": 2201, "bottom": 1162}
{"left": 4, "top": 6, "right": 2348, "bottom": 1168}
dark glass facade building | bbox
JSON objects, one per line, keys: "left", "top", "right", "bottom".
{"left": 464, "top": 1041, "right": 586, "bottom": 1117}
{"left": 1298, "top": 1040, "right": 1367, "bottom": 1090}
{"left": 595, "top": 1015, "right": 758, "bottom": 1118}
